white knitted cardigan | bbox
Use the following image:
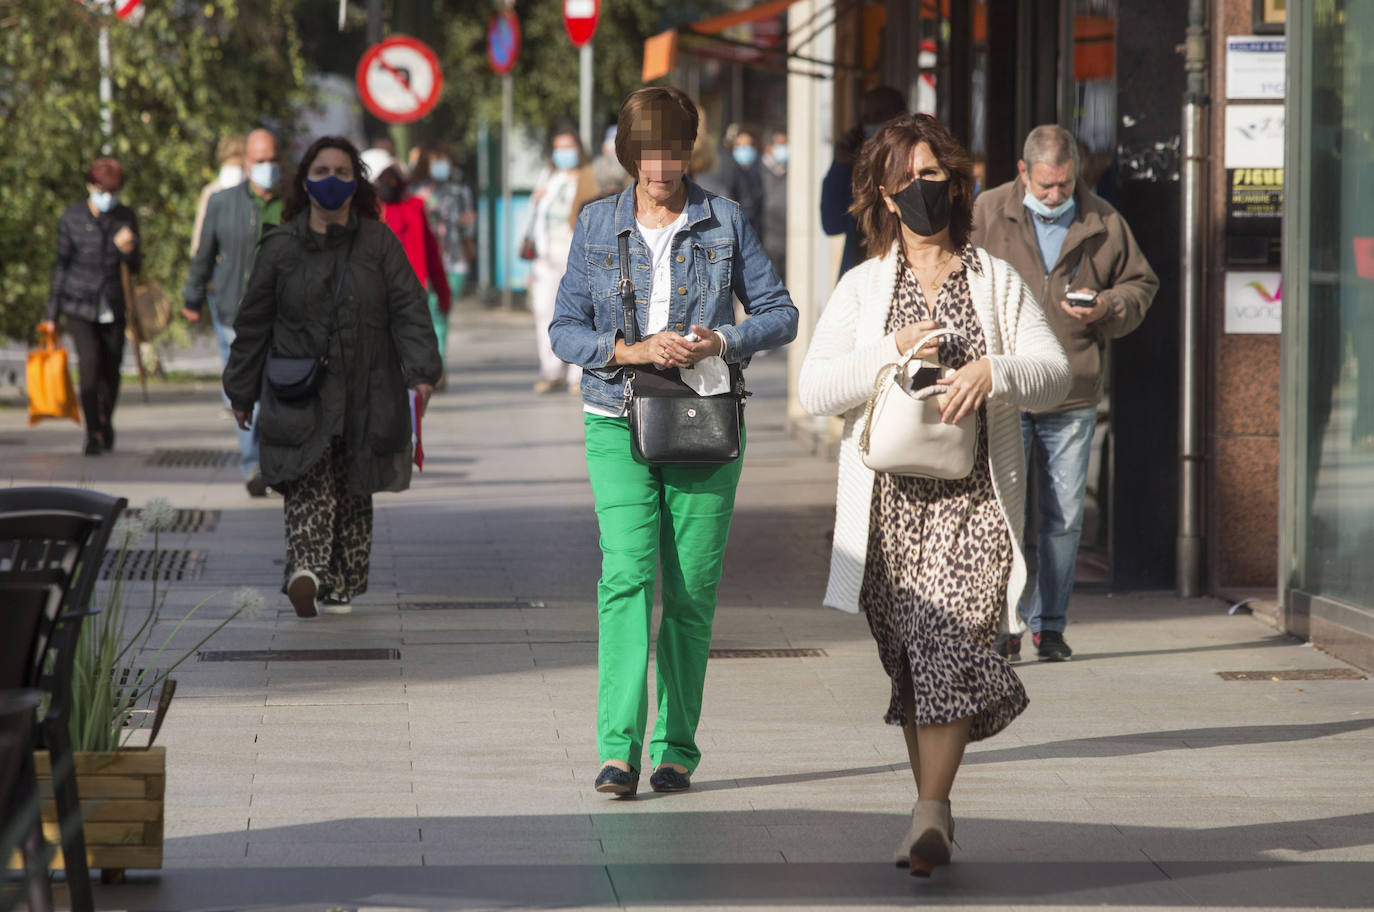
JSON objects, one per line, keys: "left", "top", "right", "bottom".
{"left": 798, "top": 245, "right": 1070, "bottom": 632}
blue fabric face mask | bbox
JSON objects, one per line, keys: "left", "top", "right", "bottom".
{"left": 429, "top": 159, "right": 452, "bottom": 182}
{"left": 306, "top": 176, "right": 357, "bottom": 211}
{"left": 1023, "top": 191, "right": 1075, "bottom": 221}
{"left": 250, "top": 161, "right": 281, "bottom": 189}
{"left": 90, "top": 190, "right": 116, "bottom": 213}
{"left": 732, "top": 145, "right": 758, "bottom": 168}
{"left": 771, "top": 144, "right": 789, "bottom": 166}
{"left": 552, "top": 148, "right": 580, "bottom": 171}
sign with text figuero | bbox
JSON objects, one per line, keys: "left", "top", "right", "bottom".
{"left": 357, "top": 36, "right": 443, "bottom": 124}
{"left": 564, "top": 0, "right": 600, "bottom": 47}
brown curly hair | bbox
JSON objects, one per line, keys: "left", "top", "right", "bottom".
{"left": 850, "top": 113, "right": 975, "bottom": 260}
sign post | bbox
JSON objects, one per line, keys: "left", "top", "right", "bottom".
{"left": 563, "top": 0, "right": 600, "bottom": 156}
{"left": 488, "top": 9, "right": 521, "bottom": 310}
{"left": 356, "top": 36, "right": 443, "bottom": 124}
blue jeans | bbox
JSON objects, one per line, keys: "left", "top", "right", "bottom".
{"left": 1018, "top": 406, "right": 1098, "bottom": 635}
{"left": 211, "top": 305, "right": 260, "bottom": 478}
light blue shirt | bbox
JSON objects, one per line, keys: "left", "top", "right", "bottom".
{"left": 1030, "top": 201, "right": 1075, "bottom": 274}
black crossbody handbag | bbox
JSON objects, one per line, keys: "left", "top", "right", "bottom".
{"left": 265, "top": 239, "right": 352, "bottom": 401}
{"left": 618, "top": 232, "right": 745, "bottom": 465}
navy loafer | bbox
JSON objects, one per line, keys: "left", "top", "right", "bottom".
{"left": 649, "top": 766, "right": 691, "bottom": 793}
{"left": 594, "top": 765, "right": 639, "bottom": 797}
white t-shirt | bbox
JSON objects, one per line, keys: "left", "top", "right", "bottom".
{"left": 639, "top": 210, "right": 690, "bottom": 334}
{"left": 583, "top": 211, "right": 689, "bottom": 418}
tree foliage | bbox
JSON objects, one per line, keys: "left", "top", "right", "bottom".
{"left": 422, "top": 0, "right": 669, "bottom": 166}
{"left": 0, "top": 0, "right": 721, "bottom": 342}
{"left": 0, "top": 0, "right": 308, "bottom": 342}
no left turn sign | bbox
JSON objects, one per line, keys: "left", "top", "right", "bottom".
{"left": 356, "top": 36, "right": 443, "bottom": 124}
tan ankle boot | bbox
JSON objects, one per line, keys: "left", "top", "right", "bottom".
{"left": 903, "top": 799, "right": 953, "bottom": 875}
{"left": 893, "top": 799, "right": 955, "bottom": 866}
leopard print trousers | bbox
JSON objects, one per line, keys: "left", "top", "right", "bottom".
{"left": 860, "top": 245, "right": 1028, "bottom": 743}
{"left": 281, "top": 440, "right": 373, "bottom": 601}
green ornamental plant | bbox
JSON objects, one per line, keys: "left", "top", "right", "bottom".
{"left": 67, "top": 497, "right": 264, "bottom": 753}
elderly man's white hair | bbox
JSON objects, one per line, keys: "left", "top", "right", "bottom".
{"left": 1022, "top": 125, "right": 1079, "bottom": 171}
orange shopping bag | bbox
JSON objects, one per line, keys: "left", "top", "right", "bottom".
{"left": 26, "top": 327, "right": 81, "bottom": 427}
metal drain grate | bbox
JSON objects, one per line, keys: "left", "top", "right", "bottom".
{"left": 122, "top": 508, "right": 221, "bottom": 534}
{"left": 1218, "top": 669, "right": 1366, "bottom": 681}
{"left": 101, "top": 548, "right": 206, "bottom": 581}
{"left": 709, "top": 648, "right": 828, "bottom": 659}
{"left": 146, "top": 449, "right": 240, "bottom": 469}
{"left": 198, "top": 648, "right": 400, "bottom": 662}
{"left": 398, "top": 600, "right": 547, "bottom": 610}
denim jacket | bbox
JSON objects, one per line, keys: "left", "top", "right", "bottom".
{"left": 549, "top": 179, "right": 799, "bottom": 412}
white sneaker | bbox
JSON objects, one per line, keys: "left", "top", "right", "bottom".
{"left": 318, "top": 595, "right": 352, "bottom": 615}
{"left": 286, "top": 569, "right": 319, "bottom": 618}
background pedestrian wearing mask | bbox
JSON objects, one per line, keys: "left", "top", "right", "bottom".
{"left": 526, "top": 124, "right": 586, "bottom": 394}
{"left": 760, "top": 128, "right": 789, "bottom": 278}
{"left": 191, "top": 133, "right": 245, "bottom": 255}
{"left": 182, "top": 128, "right": 284, "bottom": 496}
{"left": 367, "top": 149, "right": 452, "bottom": 385}
{"left": 410, "top": 146, "right": 476, "bottom": 383}
{"left": 719, "top": 125, "right": 766, "bottom": 245}
{"left": 40, "top": 156, "right": 140, "bottom": 456}
{"left": 972, "top": 125, "right": 1157, "bottom": 662}
{"left": 222, "top": 136, "right": 441, "bottom": 618}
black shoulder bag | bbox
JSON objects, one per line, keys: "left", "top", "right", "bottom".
{"left": 265, "top": 237, "right": 352, "bottom": 401}
{"left": 618, "top": 232, "right": 745, "bottom": 465}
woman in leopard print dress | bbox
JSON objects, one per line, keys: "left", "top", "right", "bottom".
{"left": 799, "top": 115, "right": 1069, "bottom": 875}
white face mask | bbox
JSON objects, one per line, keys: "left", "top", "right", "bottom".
{"left": 1023, "top": 191, "right": 1075, "bottom": 221}
{"left": 90, "top": 190, "right": 117, "bottom": 213}
{"left": 249, "top": 161, "right": 281, "bottom": 190}
{"left": 218, "top": 164, "right": 245, "bottom": 187}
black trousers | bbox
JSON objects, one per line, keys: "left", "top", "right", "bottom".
{"left": 66, "top": 317, "right": 124, "bottom": 442}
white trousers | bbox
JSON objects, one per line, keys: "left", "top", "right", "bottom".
{"left": 529, "top": 255, "right": 581, "bottom": 384}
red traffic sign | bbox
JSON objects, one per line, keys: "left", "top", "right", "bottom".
{"left": 487, "top": 10, "right": 521, "bottom": 75}
{"left": 563, "top": 0, "right": 600, "bottom": 47}
{"left": 356, "top": 36, "right": 443, "bottom": 124}
{"left": 115, "top": 0, "right": 142, "bottom": 18}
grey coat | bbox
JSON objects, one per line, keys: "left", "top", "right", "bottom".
{"left": 182, "top": 182, "right": 277, "bottom": 323}
{"left": 223, "top": 211, "right": 442, "bottom": 495}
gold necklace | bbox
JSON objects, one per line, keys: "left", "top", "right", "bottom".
{"left": 909, "top": 249, "right": 957, "bottom": 289}
{"left": 638, "top": 188, "right": 683, "bottom": 228}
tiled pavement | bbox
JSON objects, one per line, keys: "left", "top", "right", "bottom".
{"left": 2, "top": 304, "right": 1371, "bottom": 911}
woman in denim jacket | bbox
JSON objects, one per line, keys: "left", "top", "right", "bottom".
{"left": 550, "top": 87, "right": 798, "bottom": 797}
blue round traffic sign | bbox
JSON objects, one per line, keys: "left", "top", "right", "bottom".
{"left": 487, "top": 10, "right": 521, "bottom": 75}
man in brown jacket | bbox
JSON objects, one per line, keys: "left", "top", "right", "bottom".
{"left": 972, "top": 124, "right": 1158, "bottom": 662}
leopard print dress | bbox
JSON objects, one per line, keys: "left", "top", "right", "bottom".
{"left": 859, "top": 245, "right": 1028, "bottom": 743}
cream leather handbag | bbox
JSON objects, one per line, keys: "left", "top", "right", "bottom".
{"left": 858, "top": 328, "right": 978, "bottom": 479}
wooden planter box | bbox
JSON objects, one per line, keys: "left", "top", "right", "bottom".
{"left": 8, "top": 747, "right": 165, "bottom": 881}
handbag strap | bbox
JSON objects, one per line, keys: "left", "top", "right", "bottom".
{"left": 618, "top": 231, "right": 638, "bottom": 346}
{"left": 897, "top": 327, "right": 971, "bottom": 370}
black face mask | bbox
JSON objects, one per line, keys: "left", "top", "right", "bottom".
{"left": 891, "top": 178, "right": 951, "bottom": 236}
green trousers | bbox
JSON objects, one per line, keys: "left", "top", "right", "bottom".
{"left": 426, "top": 291, "right": 449, "bottom": 364}
{"left": 584, "top": 414, "right": 744, "bottom": 773}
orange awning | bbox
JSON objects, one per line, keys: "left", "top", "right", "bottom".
{"left": 643, "top": 0, "right": 805, "bottom": 82}
{"left": 687, "top": 0, "right": 800, "bottom": 36}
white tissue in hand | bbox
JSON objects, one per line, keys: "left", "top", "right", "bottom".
{"left": 678, "top": 332, "right": 731, "bottom": 396}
